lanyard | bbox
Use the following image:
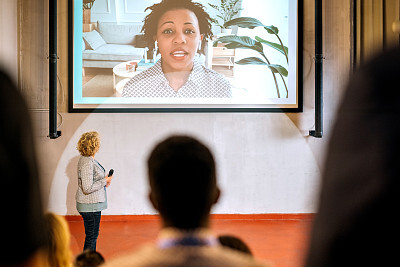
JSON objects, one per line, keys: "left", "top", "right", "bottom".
{"left": 158, "top": 235, "right": 218, "bottom": 249}
{"left": 94, "top": 159, "right": 105, "bottom": 172}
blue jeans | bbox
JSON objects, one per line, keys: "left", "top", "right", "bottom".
{"left": 79, "top": 211, "right": 102, "bottom": 251}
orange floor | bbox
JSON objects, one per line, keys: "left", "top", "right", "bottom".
{"left": 67, "top": 215, "right": 312, "bottom": 267}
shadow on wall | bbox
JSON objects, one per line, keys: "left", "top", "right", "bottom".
{"left": 34, "top": 112, "right": 92, "bottom": 210}
{"left": 66, "top": 155, "right": 80, "bottom": 215}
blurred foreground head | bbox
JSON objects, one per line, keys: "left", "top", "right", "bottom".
{"left": 304, "top": 47, "right": 400, "bottom": 266}
{"left": 147, "top": 135, "right": 220, "bottom": 230}
{"left": 0, "top": 70, "right": 46, "bottom": 265}
{"left": 44, "top": 212, "right": 72, "bottom": 267}
{"left": 74, "top": 249, "right": 105, "bottom": 267}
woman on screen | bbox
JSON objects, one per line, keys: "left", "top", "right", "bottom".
{"left": 122, "top": 0, "right": 231, "bottom": 98}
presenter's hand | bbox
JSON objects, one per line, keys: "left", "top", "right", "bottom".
{"left": 106, "top": 175, "right": 113, "bottom": 187}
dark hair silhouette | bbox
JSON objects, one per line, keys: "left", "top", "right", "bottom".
{"left": 74, "top": 249, "right": 105, "bottom": 267}
{"left": 218, "top": 235, "right": 253, "bottom": 256}
{"left": 148, "top": 135, "right": 218, "bottom": 230}
{"left": 0, "top": 69, "right": 46, "bottom": 265}
{"left": 304, "top": 47, "right": 400, "bottom": 267}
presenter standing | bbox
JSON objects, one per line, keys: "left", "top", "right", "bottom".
{"left": 76, "top": 131, "right": 113, "bottom": 251}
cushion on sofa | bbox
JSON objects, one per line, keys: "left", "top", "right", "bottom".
{"left": 82, "top": 44, "right": 144, "bottom": 61}
{"left": 97, "top": 21, "right": 143, "bottom": 45}
{"left": 82, "top": 30, "right": 106, "bottom": 50}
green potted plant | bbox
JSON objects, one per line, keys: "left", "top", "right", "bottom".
{"left": 208, "top": 0, "right": 242, "bottom": 34}
{"left": 216, "top": 17, "right": 289, "bottom": 98}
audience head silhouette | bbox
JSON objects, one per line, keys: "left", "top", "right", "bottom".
{"left": 304, "top": 47, "right": 400, "bottom": 266}
{"left": 74, "top": 249, "right": 105, "bottom": 267}
{"left": 0, "top": 69, "right": 47, "bottom": 266}
{"left": 218, "top": 235, "right": 253, "bottom": 256}
{"left": 147, "top": 135, "right": 220, "bottom": 230}
{"left": 103, "top": 134, "right": 269, "bottom": 267}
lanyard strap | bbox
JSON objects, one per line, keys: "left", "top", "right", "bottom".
{"left": 94, "top": 159, "right": 105, "bottom": 172}
{"left": 158, "top": 235, "right": 218, "bottom": 249}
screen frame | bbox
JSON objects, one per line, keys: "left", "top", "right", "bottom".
{"left": 68, "top": 0, "right": 303, "bottom": 113}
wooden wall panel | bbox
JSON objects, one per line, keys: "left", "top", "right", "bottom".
{"left": 385, "top": 0, "right": 400, "bottom": 46}
{"left": 323, "top": 0, "right": 352, "bottom": 112}
{"left": 19, "top": 0, "right": 47, "bottom": 109}
{"left": 292, "top": 0, "right": 351, "bottom": 134}
{"left": 356, "top": 0, "right": 400, "bottom": 65}
{"left": 19, "top": 0, "right": 68, "bottom": 112}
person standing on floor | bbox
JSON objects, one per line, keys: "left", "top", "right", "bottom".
{"left": 102, "top": 135, "right": 269, "bottom": 267}
{"left": 76, "top": 131, "right": 114, "bottom": 251}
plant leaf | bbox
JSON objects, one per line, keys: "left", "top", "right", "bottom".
{"left": 267, "top": 64, "right": 288, "bottom": 77}
{"left": 235, "top": 57, "right": 267, "bottom": 65}
{"left": 255, "top": 36, "right": 288, "bottom": 56}
{"left": 264, "top": 25, "right": 279, "bottom": 35}
{"left": 216, "top": 15, "right": 224, "bottom": 21}
{"left": 235, "top": 58, "right": 288, "bottom": 77}
{"left": 224, "top": 17, "right": 265, "bottom": 29}
{"left": 216, "top": 35, "right": 264, "bottom": 53}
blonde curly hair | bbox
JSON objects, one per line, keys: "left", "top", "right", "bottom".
{"left": 77, "top": 131, "right": 100, "bottom": 157}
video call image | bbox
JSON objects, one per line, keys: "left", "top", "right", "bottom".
{"left": 72, "top": 0, "right": 299, "bottom": 109}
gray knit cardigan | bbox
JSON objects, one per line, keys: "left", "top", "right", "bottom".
{"left": 76, "top": 156, "right": 107, "bottom": 204}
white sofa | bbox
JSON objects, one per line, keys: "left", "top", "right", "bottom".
{"left": 82, "top": 22, "right": 147, "bottom": 69}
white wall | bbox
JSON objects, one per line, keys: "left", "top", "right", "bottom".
{"left": 37, "top": 0, "right": 323, "bottom": 215}
{"left": 91, "top": 0, "right": 222, "bottom": 31}
{"left": 14, "top": 0, "right": 352, "bottom": 216}
{"left": 0, "top": 0, "right": 18, "bottom": 80}
{"left": 35, "top": 112, "right": 321, "bottom": 215}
